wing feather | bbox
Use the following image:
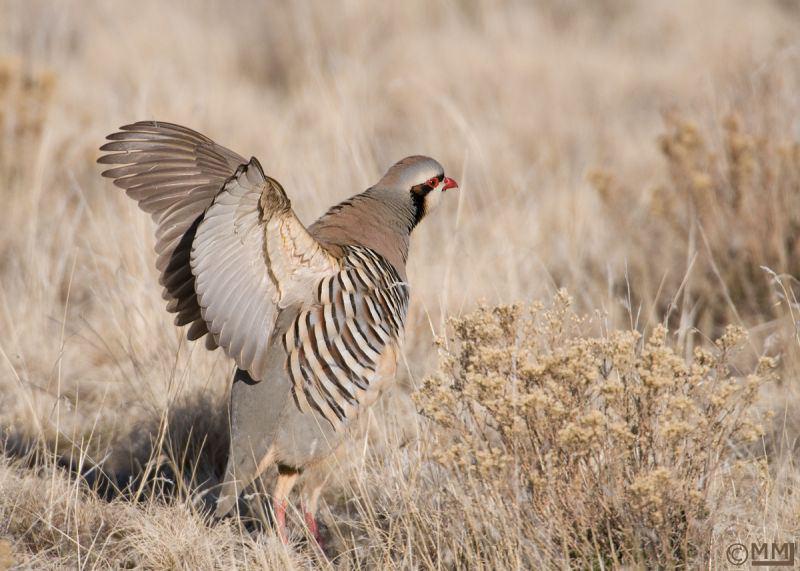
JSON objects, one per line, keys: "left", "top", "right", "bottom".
{"left": 99, "top": 121, "right": 247, "bottom": 345}
{"left": 100, "top": 122, "right": 340, "bottom": 381}
{"left": 190, "top": 158, "right": 340, "bottom": 380}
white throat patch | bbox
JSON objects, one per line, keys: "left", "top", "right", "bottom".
{"left": 423, "top": 186, "right": 445, "bottom": 214}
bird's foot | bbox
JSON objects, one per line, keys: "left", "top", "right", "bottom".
{"left": 304, "top": 510, "right": 325, "bottom": 550}
{"left": 274, "top": 499, "right": 289, "bottom": 545}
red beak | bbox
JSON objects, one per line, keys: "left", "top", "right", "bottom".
{"left": 442, "top": 177, "right": 458, "bottom": 192}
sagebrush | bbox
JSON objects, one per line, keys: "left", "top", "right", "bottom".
{"left": 417, "top": 293, "right": 773, "bottom": 567}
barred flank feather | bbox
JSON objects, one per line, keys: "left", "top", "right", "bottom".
{"left": 285, "top": 246, "right": 409, "bottom": 428}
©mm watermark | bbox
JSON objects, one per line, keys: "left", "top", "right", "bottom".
{"left": 726, "top": 542, "right": 796, "bottom": 567}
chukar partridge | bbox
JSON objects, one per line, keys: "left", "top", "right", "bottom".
{"left": 98, "top": 121, "right": 457, "bottom": 543}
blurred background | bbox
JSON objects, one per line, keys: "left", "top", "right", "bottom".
{"left": 1, "top": 0, "right": 800, "bottom": 567}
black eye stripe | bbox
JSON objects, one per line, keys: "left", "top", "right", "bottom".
{"left": 410, "top": 174, "right": 444, "bottom": 194}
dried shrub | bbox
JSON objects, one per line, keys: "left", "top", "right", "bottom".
{"left": 659, "top": 114, "right": 800, "bottom": 320}
{"left": 416, "top": 292, "right": 774, "bottom": 567}
{"left": 594, "top": 109, "right": 800, "bottom": 330}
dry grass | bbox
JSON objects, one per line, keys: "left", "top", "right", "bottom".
{"left": 2, "top": 0, "right": 800, "bottom": 568}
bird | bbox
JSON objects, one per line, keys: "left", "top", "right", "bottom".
{"left": 97, "top": 120, "right": 457, "bottom": 545}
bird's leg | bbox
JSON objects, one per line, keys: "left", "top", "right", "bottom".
{"left": 303, "top": 509, "right": 320, "bottom": 543}
{"left": 301, "top": 478, "right": 328, "bottom": 549}
{"left": 274, "top": 500, "right": 288, "bottom": 543}
{"left": 273, "top": 466, "right": 300, "bottom": 545}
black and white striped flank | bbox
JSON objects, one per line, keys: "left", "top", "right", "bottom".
{"left": 284, "top": 245, "right": 410, "bottom": 428}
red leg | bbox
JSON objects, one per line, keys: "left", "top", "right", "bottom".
{"left": 301, "top": 470, "right": 330, "bottom": 551}
{"left": 273, "top": 468, "right": 299, "bottom": 545}
{"left": 274, "top": 499, "right": 289, "bottom": 544}
{"left": 303, "top": 507, "right": 324, "bottom": 549}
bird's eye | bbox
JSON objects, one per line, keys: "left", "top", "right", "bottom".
{"left": 425, "top": 177, "right": 438, "bottom": 187}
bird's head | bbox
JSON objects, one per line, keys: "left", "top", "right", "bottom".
{"left": 376, "top": 155, "right": 458, "bottom": 226}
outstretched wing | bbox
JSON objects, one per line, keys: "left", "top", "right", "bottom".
{"left": 191, "top": 157, "right": 340, "bottom": 380}
{"left": 99, "top": 121, "right": 340, "bottom": 381}
{"left": 98, "top": 121, "right": 247, "bottom": 344}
